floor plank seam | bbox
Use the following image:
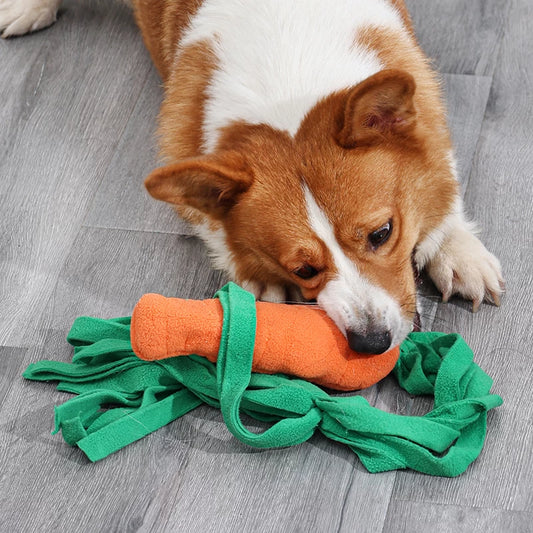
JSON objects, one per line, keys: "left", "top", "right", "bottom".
{"left": 80, "top": 68, "right": 156, "bottom": 226}
{"left": 460, "top": 3, "right": 512, "bottom": 197}
{"left": 80, "top": 223, "right": 197, "bottom": 239}
{"left": 460, "top": 77, "right": 494, "bottom": 198}
{"left": 335, "top": 462, "right": 356, "bottom": 533}
{"left": 388, "top": 497, "right": 520, "bottom": 514}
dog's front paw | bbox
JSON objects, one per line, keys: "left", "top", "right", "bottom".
{"left": 0, "top": 0, "right": 60, "bottom": 38}
{"left": 426, "top": 229, "right": 504, "bottom": 312}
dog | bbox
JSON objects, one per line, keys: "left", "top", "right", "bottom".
{"left": 1, "top": 0, "right": 504, "bottom": 355}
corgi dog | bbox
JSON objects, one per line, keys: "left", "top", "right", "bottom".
{"left": 1, "top": 0, "right": 504, "bottom": 354}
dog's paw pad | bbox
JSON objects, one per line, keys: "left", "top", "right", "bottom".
{"left": 427, "top": 231, "right": 504, "bottom": 311}
{"left": 0, "top": 0, "right": 59, "bottom": 38}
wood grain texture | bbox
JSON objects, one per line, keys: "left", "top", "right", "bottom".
{"left": 0, "top": 0, "right": 152, "bottom": 347}
{"left": 82, "top": 69, "right": 195, "bottom": 236}
{"left": 391, "top": 0, "right": 533, "bottom": 515}
{"left": 383, "top": 501, "right": 533, "bottom": 533}
{"left": 442, "top": 74, "right": 492, "bottom": 187}
{"left": 0, "top": 1, "right": 530, "bottom": 532}
{"left": 405, "top": 0, "right": 511, "bottom": 76}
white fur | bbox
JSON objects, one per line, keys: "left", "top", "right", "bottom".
{"left": 304, "top": 185, "right": 412, "bottom": 347}
{"left": 415, "top": 151, "right": 504, "bottom": 308}
{"left": 0, "top": 0, "right": 135, "bottom": 37}
{"left": 425, "top": 224, "right": 503, "bottom": 309}
{"left": 195, "top": 222, "right": 237, "bottom": 280}
{"left": 417, "top": 201, "right": 503, "bottom": 309}
{"left": 181, "top": 0, "right": 405, "bottom": 153}
{"left": 414, "top": 150, "right": 468, "bottom": 268}
{"left": 414, "top": 196, "right": 470, "bottom": 269}
{"left": 0, "top": 0, "right": 60, "bottom": 37}
{"left": 239, "top": 280, "right": 287, "bottom": 303}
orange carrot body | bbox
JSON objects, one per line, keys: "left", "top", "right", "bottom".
{"left": 131, "top": 294, "right": 400, "bottom": 391}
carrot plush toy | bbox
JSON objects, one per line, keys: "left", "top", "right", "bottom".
{"left": 24, "top": 283, "right": 502, "bottom": 476}
{"left": 130, "top": 290, "right": 399, "bottom": 391}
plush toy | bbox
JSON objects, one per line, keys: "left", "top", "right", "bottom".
{"left": 23, "top": 283, "right": 503, "bottom": 476}
{"left": 130, "top": 291, "right": 400, "bottom": 391}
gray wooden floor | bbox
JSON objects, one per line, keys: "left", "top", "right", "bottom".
{"left": 1, "top": 1, "right": 532, "bottom": 531}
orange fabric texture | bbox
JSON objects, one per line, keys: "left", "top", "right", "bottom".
{"left": 131, "top": 293, "right": 400, "bottom": 391}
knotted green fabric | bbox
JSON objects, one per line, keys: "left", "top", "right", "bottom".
{"left": 23, "top": 283, "right": 502, "bottom": 476}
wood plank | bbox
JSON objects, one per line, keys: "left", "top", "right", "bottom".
{"left": 443, "top": 74, "right": 492, "bottom": 187}
{"left": 383, "top": 501, "right": 533, "bottom": 533}
{"left": 406, "top": 0, "right": 511, "bottom": 76}
{"left": 0, "top": 40, "right": 46, "bottom": 163}
{"left": 0, "top": 347, "right": 27, "bottom": 411}
{"left": 0, "top": 227, "right": 223, "bottom": 531}
{"left": 44, "top": 226, "right": 226, "bottom": 323}
{"left": 392, "top": 0, "right": 533, "bottom": 512}
{"left": 140, "top": 433, "right": 357, "bottom": 533}
{"left": 0, "top": 0, "right": 153, "bottom": 347}
{"left": 82, "top": 67, "right": 194, "bottom": 235}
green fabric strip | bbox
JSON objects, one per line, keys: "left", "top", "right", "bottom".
{"left": 23, "top": 282, "right": 502, "bottom": 477}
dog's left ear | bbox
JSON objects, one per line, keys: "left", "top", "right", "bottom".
{"left": 144, "top": 151, "right": 253, "bottom": 219}
{"left": 335, "top": 69, "right": 417, "bottom": 148}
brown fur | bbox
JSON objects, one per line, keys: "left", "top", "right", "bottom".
{"left": 157, "top": 41, "right": 216, "bottom": 163}
{"left": 357, "top": 25, "right": 459, "bottom": 245}
{"left": 133, "top": 1, "right": 215, "bottom": 225}
{"left": 139, "top": 1, "right": 458, "bottom": 327}
{"left": 132, "top": 0, "right": 203, "bottom": 81}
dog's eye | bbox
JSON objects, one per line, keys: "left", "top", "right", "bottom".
{"left": 293, "top": 264, "right": 319, "bottom": 280}
{"left": 368, "top": 220, "right": 392, "bottom": 249}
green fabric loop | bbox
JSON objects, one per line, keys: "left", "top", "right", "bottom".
{"left": 23, "top": 282, "right": 502, "bottom": 477}
{"left": 215, "top": 283, "right": 324, "bottom": 447}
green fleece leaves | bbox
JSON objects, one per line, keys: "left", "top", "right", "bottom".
{"left": 23, "top": 283, "right": 502, "bottom": 476}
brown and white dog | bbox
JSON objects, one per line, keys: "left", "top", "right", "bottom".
{"left": 1, "top": 0, "right": 504, "bottom": 354}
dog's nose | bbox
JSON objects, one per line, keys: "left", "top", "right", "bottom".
{"left": 347, "top": 329, "right": 392, "bottom": 354}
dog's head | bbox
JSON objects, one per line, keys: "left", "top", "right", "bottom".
{"left": 146, "top": 70, "right": 457, "bottom": 353}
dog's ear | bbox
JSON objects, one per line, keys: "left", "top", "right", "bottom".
{"left": 144, "top": 151, "right": 253, "bottom": 219}
{"left": 335, "top": 69, "right": 417, "bottom": 148}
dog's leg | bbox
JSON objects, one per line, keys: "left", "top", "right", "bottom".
{"left": 0, "top": 0, "right": 62, "bottom": 37}
{"left": 0, "top": 0, "right": 134, "bottom": 37}
{"left": 415, "top": 196, "right": 504, "bottom": 311}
